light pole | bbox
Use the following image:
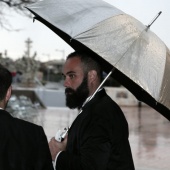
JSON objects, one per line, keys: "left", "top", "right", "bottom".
{"left": 56, "top": 49, "right": 65, "bottom": 60}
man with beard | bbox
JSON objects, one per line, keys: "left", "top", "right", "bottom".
{"left": 65, "top": 73, "right": 89, "bottom": 110}
{"left": 49, "top": 51, "right": 135, "bottom": 170}
{"left": 0, "top": 64, "right": 54, "bottom": 170}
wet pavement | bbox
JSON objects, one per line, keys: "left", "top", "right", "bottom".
{"left": 17, "top": 106, "right": 170, "bottom": 170}
{"left": 122, "top": 106, "right": 170, "bottom": 170}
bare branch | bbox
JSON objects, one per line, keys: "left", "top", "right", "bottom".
{"left": 0, "top": 0, "right": 38, "bottom": 29}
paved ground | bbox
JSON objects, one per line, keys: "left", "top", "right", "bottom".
{"left": 18, "top": 106, "right": 170, "bottom": 170}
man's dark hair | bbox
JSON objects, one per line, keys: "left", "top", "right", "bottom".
{"left": 67, "top": 51, "right": 103, "bottom": 81}
{"left": 0, "top": 64, "right": 12, "bottom": 101}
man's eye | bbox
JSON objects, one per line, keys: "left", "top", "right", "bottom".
{"left": 69, "top": 74, "right": 75, "bottom": 79}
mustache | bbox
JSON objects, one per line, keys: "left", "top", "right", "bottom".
{"left": 65, "top": 88, "right": 75, "bottom": 94}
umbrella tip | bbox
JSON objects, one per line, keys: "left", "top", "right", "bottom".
{"left": 147, "top": 11, "right": 162, "bottom": 29}
{"left": 158, "top": 11, "right": 162, "bottom": 15}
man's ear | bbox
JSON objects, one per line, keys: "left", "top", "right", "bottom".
{"left": 5, "top": 86, "right": 12, "bottom": 102}
{"left": 88, "top": 70, "right": 97, "bottom": 83}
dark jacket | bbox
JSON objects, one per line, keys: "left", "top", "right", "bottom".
{"left": 56, "top": 89, "right": 135, "bottom": 170}
{"left": 0, "top": 109, "right": 54, "bottom": 170}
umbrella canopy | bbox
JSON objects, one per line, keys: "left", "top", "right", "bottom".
{"left": 26, "top": 0, "right": 170, "bottom": 120}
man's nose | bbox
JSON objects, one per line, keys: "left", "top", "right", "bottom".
{"left": 63, "top": 78, "right": 70, "bottom": 87}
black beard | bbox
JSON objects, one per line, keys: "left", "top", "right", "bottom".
{"left": 65, "top": 76, "right": 89, "bottom": 109}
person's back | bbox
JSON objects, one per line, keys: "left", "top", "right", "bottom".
{"left": 0, "top": 64, "right": 53, "bottom": 170}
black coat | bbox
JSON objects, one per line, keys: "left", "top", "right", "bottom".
{"left": 0, "top": 109, "right": 54, "bottom": 170}
{"left": 56, "top": 89, "right": 135, "bottom": 170}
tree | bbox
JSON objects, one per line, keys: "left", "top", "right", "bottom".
{"left": 0, "top": 0, "right": 38, "bottom": 30}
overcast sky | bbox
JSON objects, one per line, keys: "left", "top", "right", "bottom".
{"left": 0, "top": 0, "right": 169, "bottom": 61}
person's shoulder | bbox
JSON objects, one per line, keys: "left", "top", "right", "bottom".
{"left": 11, "top": 114, "right": 42, "bottom": 133}
{"left": 95, "top": 89, "right": 124, "bottom": 116}
{"left": 0, "top": 110, "right": 41, "bottom": 129}
{"left": 97, "top": 89, "right": 120, "bottom": 108}
{"left": 14, "top": 117, "right": 42, "bottom": 130}
{"left": 13, "top": 117, "right": 46, "bottom": 140}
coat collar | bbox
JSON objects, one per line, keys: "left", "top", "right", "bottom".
{"left": 82, "top": 88, "right": 106, "bottom": 111}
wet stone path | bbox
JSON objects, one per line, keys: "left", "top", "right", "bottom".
{"left": 15, "top": 106, "right": 170, "bottom": 170}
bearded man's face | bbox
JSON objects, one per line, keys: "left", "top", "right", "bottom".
{"left": 65, "top": 75, "right": 89, "bottom": 109}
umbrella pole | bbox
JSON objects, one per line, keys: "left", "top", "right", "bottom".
{"left": 84, "top": 67, "right": 115, "bottom": 105}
